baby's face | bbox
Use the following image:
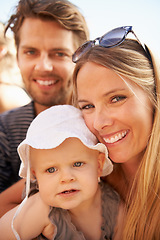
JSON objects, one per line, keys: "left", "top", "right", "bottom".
{"left": 30, "top": 138, "right": 104, "bottom": 210}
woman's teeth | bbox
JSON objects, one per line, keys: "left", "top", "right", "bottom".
{"left": 103, "top": 131, "right": 128, "bottom": 144}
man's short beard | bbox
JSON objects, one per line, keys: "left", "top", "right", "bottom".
{"left": 34, "top": 85, "right": 72, "bottom": 107}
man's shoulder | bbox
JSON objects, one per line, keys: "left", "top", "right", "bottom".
{"left": 0, "top": 102, "right": 35, "bottom": 121}
{"left": 0, "top": 101, "right": 35, "bottom": 127}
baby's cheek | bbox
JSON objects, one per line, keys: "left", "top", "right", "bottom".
{"left": 40, "top": 188, "right": 57, "bottom": 206}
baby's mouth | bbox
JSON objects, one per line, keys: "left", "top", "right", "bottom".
{"left": 61, "top": 189, "right": 76, "bottom": 194}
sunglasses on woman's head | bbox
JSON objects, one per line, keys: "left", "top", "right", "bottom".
{"left": 72, "top": 26, "right": 149, "bottom": 63}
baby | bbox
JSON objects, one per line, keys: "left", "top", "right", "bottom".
{"left": 0, "top": 105, "right": 120, "bottom": 240}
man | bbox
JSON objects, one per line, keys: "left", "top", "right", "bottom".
{"left": 0, "top": 0, "right": 89, "bottom": 215}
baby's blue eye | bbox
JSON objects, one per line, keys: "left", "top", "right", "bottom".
{"left": 47, "top": 167, "right": 56, "bottom": 173}
{"left": 73, "top": 162, "right": 83, "bottom": 167}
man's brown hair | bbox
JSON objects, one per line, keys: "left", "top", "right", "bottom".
{"left": 5, "top": 0, "right": 89, "bottom": 50}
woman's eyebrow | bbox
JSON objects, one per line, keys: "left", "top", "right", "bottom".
{"left": 78, "top": 88, "right": 127, "bottom": 102}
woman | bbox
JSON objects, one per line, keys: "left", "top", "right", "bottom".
{"left": 72, "top": 26, "right": 160, "bottom": 239}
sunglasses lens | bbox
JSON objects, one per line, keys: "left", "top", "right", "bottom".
{"left": 100, "top": 27, "right": 127, "bottom": 47}
{"left": 72, "top": 26, "right": 133, "bottom": 63}
{"left": 72, "top": 41, "right": 92, "bottom": 63}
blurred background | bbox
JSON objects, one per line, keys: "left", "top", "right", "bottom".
{"left": 0, "top": 0, "right": 160, "bottom": 57}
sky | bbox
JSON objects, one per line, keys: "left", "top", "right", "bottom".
{"left": 0, "top": 0, "right": 160, "bottom": 57}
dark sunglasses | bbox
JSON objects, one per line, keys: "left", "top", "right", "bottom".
{"left": 72, "top": 26, "right": 149, "bottom": 63}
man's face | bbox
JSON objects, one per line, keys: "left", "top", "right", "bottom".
{"left": 17, "top": 18, "right": 75, "bottom": 112}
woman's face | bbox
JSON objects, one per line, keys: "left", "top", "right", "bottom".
{"left": 76, "top": 62, "right": 153, "bottom": 167}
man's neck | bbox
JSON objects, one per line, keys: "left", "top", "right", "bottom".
{"left": 34, "top": 102, "right": 50, "bottom": 116}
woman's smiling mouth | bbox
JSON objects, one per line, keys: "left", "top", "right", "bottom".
{"left": 103, "top": 130, "right": 128, "bottom": 144}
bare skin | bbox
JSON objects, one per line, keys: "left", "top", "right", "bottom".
{"left": 0, "top": 179, "right": 25, "bottom": 217}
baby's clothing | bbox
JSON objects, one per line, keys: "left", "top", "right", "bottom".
{"left": 40, "top": 181, "right": 120, "bottom": 240}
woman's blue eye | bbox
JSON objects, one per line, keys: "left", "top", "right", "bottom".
{"left": 111, "top": 95, "right": 126, "bottom": 103}
{"left": 80, "top": 104, "right": 94, "bottom": 110}
{"left": 47, "top": 167, "right": 56, "bottom": 173}
{"left": 73, "top": 162, "right": 83, "bottom": 167}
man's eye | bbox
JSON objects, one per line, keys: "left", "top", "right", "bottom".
{"left": 47, "top": 167, "right": 56, "bottom": 173}
{"left": 55, "top": 52, "right": 65, "bottom": 57}
{"left": 51, "top": 52, "right": 69, "bottom": 58}
{"left": 24, "top": 50, "right": 36, "bottom": 55}
{"left": 73, "top": 162, "right": 84, "bottom": 167}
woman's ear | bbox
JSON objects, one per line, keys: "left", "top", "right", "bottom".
{"left": 97, "top": 152, "right": 105, "bottom": 177}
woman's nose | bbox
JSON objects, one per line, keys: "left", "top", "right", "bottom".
{"left": 34, "top": 54, "right": 53, "bottom": 71}
{"left": 93, "top": 108, "right": 114, "bottom": 131}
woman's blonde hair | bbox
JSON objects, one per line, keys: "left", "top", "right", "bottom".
{"left": 72, "top": 39, "right": 160, "bottom": 239}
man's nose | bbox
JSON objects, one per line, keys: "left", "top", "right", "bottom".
{"left": 34, "top": 54, "right": 53, "bottom": 71}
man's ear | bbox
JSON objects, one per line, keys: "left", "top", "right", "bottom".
{"left": 0, "top": 46, "right": 7, "bottom": 59}
{"left": 97, "top": 152, "right": 105, "bottom": 177}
